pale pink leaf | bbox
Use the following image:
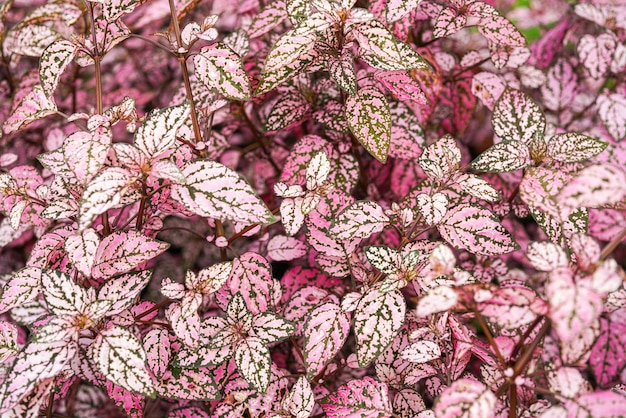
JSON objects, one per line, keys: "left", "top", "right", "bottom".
{"left": 355, "top": 21, "right": 431, "bottom": 71}
{"left": 547, "top": 133, "right": 607, "bottom": 163}
{"left": 598, "top": 94, "right": 626, "bottom": 141}
{"left": 541, "top": 59, "right": 578, "bottom": 112}
{"left": 285, "top": 375, "right": 315, "bottom": 418}
{"left": 142, "top": 328, "right": 170, "bottom": 379}
{"left": 418, "top": 135, "right": 461, "bottom": 181}
{"left": 416, "top": 286, "right": 458, "bottom": 317}
{"left": 6, "top": 24, "right": 59, "bottom": 57}
{"left": 306, "top": 151, "right": 331, "bottom": 191}
{"left": 433, "top": 7, "right": 466, "bottom": 38}
{"left": 251, "top": 312, "right": 295, "bottom": 343}
{"left": 172, "top": 160, "right": 275, "bottom": 224}
{"left": 519, "top": 167, "right": 570, "bottom": 219}
{"left": 401, "top": 340, "right": 441, "bottom": 364}
{"left": 234, "top": 337, "right": 272, "bottom": 393}
{"left": 346, "top": 87, "right": 391, "bottom": 163}
{"left": 416, "top": 193, "right": 448, "bottom": 226}
{"left": 472, "top": 72, "right": 505, "bottom": 111}
{"left": 303, "top": 302, "right": 350, "bottom": 379}
{"left": 248, "top": 0, "right": 288, "bottom": 38}
{"left": 567, "top": 391, "right": 626, "bottom": 417}
{"left": 134, "top": 103, "right": 190, "bottom": 159}
{"left": 65, "top": 228, "right": 100, "bottom": 277}
{"left": 591, "top": 259, "right": 622, "bottom": 294}
{"left": 267, "top": 235, "right": 307, "bottom": 261}
{"left": 167, "top": 302, "right": 201, "bottom": 348}
{"left": 470, "top": 140, "right": 531, "bottom": 173}
{"left": 0, "top": 267, "right": 43, "bottom": 314}
{"left": 394, "top": 388, "right": 427, "bottom": 416}
{"left": 491, "top": 87, "right": 546, "bottom": 144}
{"left": 4, "top": 377, "right": 55, "bottom": 417}
{"left": 228, "top": 252, "right": 274, "bottom": 315}
{"left": 546, "top": 268, "right": 603, "bottom": 344}
{"left": 577, "top": 34, "right": 616, "bottom": 80}
{"left": 41, "top": 269, "right": 90, "bottom": 316}
{"left": 149, "top": 160, "right": 186, "bottom": 184}
{"left": 265, "top": 91, "right": 311, "bottom": 133}
{"left": 0, "top": 340, "right": 76, "bottom": 412}
{"left": 101, "top": 0, "right": 138, "bottom": 21}
{"left": 194, "top": 44, "right": 251, "bottom": 101}
{"left": 0, "top": 322, "right": 18, "bottom": 362}
{"left": 8, "top": 200, "right": 26, "bottom": 231}
{"left": 365, "top": 245, "right": 401, "bottom": 275}
{"left": 321, "top": 377, "right": 393, "bottom": 418}
{"left": 39, "top": 39, "right": 77, "bottom": 98}
{"left": 354, "top": 289, "right": 406, "bottom": 367}
{"left": 155, "top": 367, "right": 219, "bottom": 400}
{"left": 93, "top": 325, "right": 155, "bottom": 397}
{"left": 388, "top": 126, "right": 423, "bottom": 160}
{"left": 194, "top": 261, "right": 233, "bottom": 294}
{"left": 325, "top": 52, "right": 356, "bottom": 95}
{"left": 274, "top": 182, "right": 305, "bottom": 198}
{"left": 78, "top": 167, "right": 135, "bottom": 230}
{"left": 92, "top": 231, "right": 168, "bottom": 280}
{"left": 330, "top": 201, "right": 389, "bottom": 241}
{"left": 557, "top": 164, "right": 626, "bottom": 218}
{"left": 98, "top": 271, "right": 153, "bottom": 316}
{"left": 385, "top": 0, "right": 421, "bottom": 22}
{"left": 590, "top": 318, "right": 626, "bottom": 388}
{"left": 3, "top": 84, "right": 56, "bottom": 134}
{"left": 434, "top": 379, "right": 496, "bottom": 418}
{"left": 280, "top": 197, "right": 305, "bottom": 236}
{"left": 478, "top": 284, "right": 546, "bottom": 329}
{"left": 63, "top": 128, "right": 111, "bottom": 185}
{"left": 547, "top": 367, "right": 588, "bottom": 398}
{"left": 455, "top": 174, "right": 500, "bottom": 202}
{"left": 526, "top": 242, "right": 568, "bottom": 272}
{"left": 438, "top": 204, "right": 518, "bottom": 256}
{"left": 477, "top": 14, "right": 525, "bottom": 47}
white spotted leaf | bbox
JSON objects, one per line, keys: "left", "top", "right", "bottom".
{"left": 346, "top": 87, "right": 391, "bottom": 163}
{"left": 3, "top": 84, "right": 56, "bottom": 134}
{"left": 365, "top": 246, "right": 401, "bottom": 275}
{"left": 306, "top": 151, "right": 331, "bottom": 191}
{"left": 492, "top": 87, "right": 546, "bottom": 144}
{"left": 354, "top": 289, "right": 405, "bottom": 367}
{"left": 285, "top": 375, "right": 315, "bottom": 418}
{"left": 142, "top": 328, "right": 170, "bottom": 380}
{"left": 320, "top": 377, "right": 393, "bottom": 417}
{"left": 267, "top": 235, "right": 307, "bottom": 261}
{"left": 194, "top": 44, "right": 251, "bottom": 101}
{"left": 547, "top": 133, "right": 607, "bottom": 163}
{"left": 134, "top": 103, "right": 190, "bottom": 159}
{"left": 41, "top": 269, "right": 89, "bottom": 317}
{"left": 418, "top": 135, "right": 461, "bottom": 182}
{"left": 437, "top": 204, "right": 518, "bottom": 256}
{"left": 416, "top": 193, "right": 448, "bottom": 226}
{"left": 98, "top": 271, "right": 153, "bottom": 316}
{"left": 526, "top": 242, "right": 568, "bottom": 272}
{"left": 172, "top": 160, "right": 275, "bottom": 224}
{"left": 330, "top": 201, "right": 389, "bottom": 241}
{"left": 39, "top": 40, "right": 77, "bottom": 98}
{"left": 93, "top": 325, "right": 155, "bottom": 397}
{"left": 470, "top": 140, "right": 531, "bottom": 173}
{"left": 265, "top": 91, "right": 311, "bottom": 133}
{"left": 386, "top": 0, "right": 422, "bottom": 22}
{"left": 434, "top": 378, "right": 496, "bottom": 418}
{"left": 303, "top": 302, "right": 351, "bottom": 379}
{"left": 234, "top": 337, "right": 272, "bottom": 393}
{"left": 65, "top": 228, "right": 100, "bottom": 278}
{"left": 0, "top": 267, "right": 43, "bottom": 314}
{"left": 401, "top": 340, "right": 442, "bottom": 364}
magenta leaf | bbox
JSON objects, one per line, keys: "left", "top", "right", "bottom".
{"left": 491, "top": 87, "right": 546, "bottom": 144}
{"left": 133, "top": 103, "right": 190, "bottom": 159}
{"left": 303, "top": 302, "right": 350, "bottom": 379}
{"left": 285, "top": 375, "right": 315, "bottom": 418}
{"left": 438, "top": 204, "right": 518, "bottom": 256}
{"left": 78, "top": 167, "right": 135, "bottom": 230}
{"left": 3, "top": 84, "right": 56, "bottom": 134}
{"left": 346, "top": 87, "right": 391, "bottom": 163}
{"left": 234, "top": 336, "right": 272, "bottom": 393}
{"left": 93, "top": 325, "right": 156, "bottom": 397}
{"left": 0, "top": 267, "right": 43, "bottom": 313}
{"left": 321, "top": 377, "right": 393, "bottom": 418}
{"left": 0, "top": 340, "right": 77, "bottom": 412}
{"left": 65, "top": 228, "right": 100, "bottom": 277}
{"left": 331, "top": 201, "right": 389, "bottom": 241}
{"left": 434, "top": 379, "right": 496, "bottom": 418}
{"left": 98, "top": 270, "right": 153, "bottom": 316}
{"left": 590, "top": 318, "right": 626, "bottom": 388}
{"left": 265, "top": 91, "right": 311, "bottom": 133}
{"left": 598, "top": 94, "right": 626, "bottom": 141}
{"left": 92, "top": 231, "right": 169, "bottom": 280}
{"left": 228, "top": 252, "right": 274, "bottom": 315}
{"left": 546, "top": 133, "right": 607, "bottom": 163}
{"left": 39, "top": 39, "right": 77, "bottom": 98}
{"left": 354, "top": 289, "right": 406, "bottom": 367}
{"left": 194, "top": 44, "right": 251, "bottom": 101}
{"left": 172, "top": 159, "right": 275, "bottom": 224}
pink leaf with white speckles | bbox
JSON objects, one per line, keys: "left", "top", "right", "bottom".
{"left": 39, "top": 39, "right": 77, "bottom": 98}
{"left": 471, "top": 72, "right": 505, "bottom": 111}
{"left": 492, "top": 87, "right": 545, "bottom": 144}
{"left": 327, "top": 52, "right": 357, "bottom": 95}
{"left": 267, "top": 235, "right": 307, "bottom": 261}
{"left": 541, "top": 59, "right": 578, "bottom": 112}
{"left": 418, "top": 135, "right": 461, "bottom": 182}
{"left": 557, "top": 164, "right": 626, "bottom": 219}
{"left": 0, "top": 267, "right": 43, "bottom": 314}
{"left": 401, "top": 340, "right": 441, "bottom": 364}
{"left": 477, "top": 14, "right": 525, "bottom": 47}
{"left": 433, "top": 7, "right": 466, "bottom": 38}
{"left": 251, "top": 312, "right": 295, "bottom": 344}
{"left": 303, "top": 302, "right": 350, "bottom": 379}
{"left": 134, "top": 103, "right": 190, "bottom": 159}
{"left": 3, "top": 84, "right": 56, "bottom": 134}
{"left": 78, "top": 167, "right": 135, "bottom": 230}
{"left": 194, "top": 44, "right": 251, "bottom": 101}
{"left": 385, "top": 0, "right": 421, "bottom": 22}
{"left": 526, "top": 242, "right": 568, "bottom": 272}
{"left": 234, "top": 336, "right": 272, "bottom": 393}
{"left": 143, "top": 328, "right": 170, "bottom": 379}
{"left": 567, "top": 390, "right": 626, "bottom": 417}
{"left": 63, "top": 128, "right": 111, "bottom": 186}
{"left": 228, "top": 252, "right": 274, "bottom": 315}
{"left": 346, "top": 87, "right": 391, "bottom": 163}
{"left": 375, "top": 70, "right": 428, "bottom": 105}
{"left": 438, "top": 204, "right": 518, "bottom": 256}
{"left": 547, "top": 133, "right": 607, "bottom": 163}
{"left": 470, "top": 140, "right": 531, "bottom": 173}
{"left": 416, "top": 286, "right": 458, "bottom": 317}
{"left": 577, "top": 34, "right": 616, "bottom": 80}
{"left": 265, "top": 91, "right": 311, "bottom": 133}
{"left": 330, "top": 201, "right": 389, "bottom": 241}
{"left": 279, "top": 196, "right": 306, "bottom": 236}
{"left": 598, "top": 94, "right": 626, "bottom": 141}
{"left": 416, "top": 193, "right": 448, "bottom": 226}
{"left": 434, "top": 379, "right": 496, "bottom": 418}
{"left": 478, "top": 284, "right": 546, "bottom": 329}
{"left": 98, "top": 271, "right": 153, "bottom": 316}
{"left": 354, "top": 289, "right": 405, "bottom": 367}
{"left": 65, "top": 228, "right": 100, "bottom": 278}
{"left": 92, "top": 231, "right": 168, "bottom": 280}
{"left": 248, "top": 0, "right": 288, "bottom": 38}
{"left": 172, "top": 159, "right": 275, "bottom": 224}
{"left": 321, "top": 377, "right": 393, "bottom": 418}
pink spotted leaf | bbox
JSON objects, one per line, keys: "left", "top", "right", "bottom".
{"left": 330, "top": 201, "right": 389, "bottom": 241}
{"left": 193, "top": 261, "right": 233, "bottom": 295}
{"left": 472, "top": 72, "right": 505, "bottom": 111}
{"left": 265, "top": 91, "right": 311, "bottom": 133}
{"left": 365, "top": 245, "right": 401, "bottom": 275}
{"left": 93, "top": 325, "right": 156, "bottom": 397}
{"left": 434, "top": 379, "right": 496, "bottom": 418}
{"left": 101, "top": 0, "right": 138, "bottom": 22}
{"left": 577, "top": 34, "right": 616, "bottom": 80}
{"left": 433, "top": 8, "right": 466, "bottom": 38}
{"left": 234, "top": 336, "right": 272, "bottom": 393}
{"left": 598, "top": 94, "right": 626, "bottom": 141}
{"left": 590, "top": 318, "right": 626, "bottom": 388}
{"left": 92, "top": 231, "right": 169, "bottom": 280}
{"left": 62, "top": 128, "right": 112, "bottom": 186}
{"left": 477, "top": 284, "right": 547, "bottom": 329}
{"left": 251, "top": 312, "right": 295, "bottom": 344}
{"left": 267, "top": 235, "right": 307, "bottom": 261}
{"left": 278, "top": 196, "right": 306, "bottom": 236}
{"left": 455, "top": 174, "right": 500, "bottom": 202}
{"left": 41, "top": 269, "right": 93, "bottom": 317}
{"left": 470, "top": 140, "right": 532, "bottom": 173}
{"left": 248, "top": 0, "right": 288, "bottom": 38}
{"left": 526, "top": 242, "right": 568, "bottom": 272}
{"left": 285, "top": 375, "right": 315, "bottom": 418}
{"left": 401, "top": 340, "right": 442, "bottom": 364}
{"left": 65, "top": 228, "right": 100, "bottom": 277}
{"left": 437, "top": 204, "right": 518, "bottom": 256}
{"left": 321, "top": 377, "right": 393, "bottom": 418}
{"left": 327, "top": 52, "right": 358, "bottom": 95}
{"left": 167, "top": 302, "right": 201, "bottom": 348}
{"left": 133, "top": 103, "right": 190, "bottom": 159}
{"left": 418, "top": 135, "right": 461, "bottom": 182}
{"left": 228, "top": 252, "right": 274, "bottom": 315}
{"left": 541, "top": 58, "right": 578, "bottom": 112}
{"left": 3, "top": 84, "right": 56, "bottom": 134}
{"left": 345, "top": 87, "right": 391, "bottom": 163}
{"left": 39, "top": 39, "right": 78, "bottom": 98}
{"left": 172, "top": 160, "right": 275, "bottom": 224}
{"left": 303, "top": 302, "right": 351, "bottom": 379}
{"left": 354, "top": 289, "right": 406, "bottom": 367}
{"left": 519, "top": 167, "right": 570, "bottom": 219}
{"left": 491, "top": 87, "right": 546, "bottom": 144}
{"left": 416, "top": 286, "right": 458, "bottom": 317}
{"left": 0, "top": 322, "right": 18, "bottom": 363}
{"left": 142, "top": 328, "right": 171, "bottom": 379}
{"left": 0, "top": 267, "right": 43, "bottom": 314}
{"left": 194, "top": 44, "right": 251, "bottom": 101}
{"left": 416, "top": 193, "right": 448, "bottom": 226}
{"left": 547, "top": 133, "right": 607, "bottom": 164}
{"left": 566, "top": 391, "right": 626, "bottom": 417}
{"left": 385, "top": 0, "right": 421, "bottom": 22}
{"left": 477, "top": 14, "right": 525, "bottom": 48}
{"left": 98, "top": 270, "right": 153, "bottom": 316}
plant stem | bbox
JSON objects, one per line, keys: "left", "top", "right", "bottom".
{"left": 135, "top": 298, "right": 175, "bottom": 320}
{"left": 474, "top": 309, "right": 506, "bottom": 367}
{"left": 599, "top": 225, "right": 626, "bottom": 261}
{"left": 215, "top": 220, "right": 228, "bottom": 261}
